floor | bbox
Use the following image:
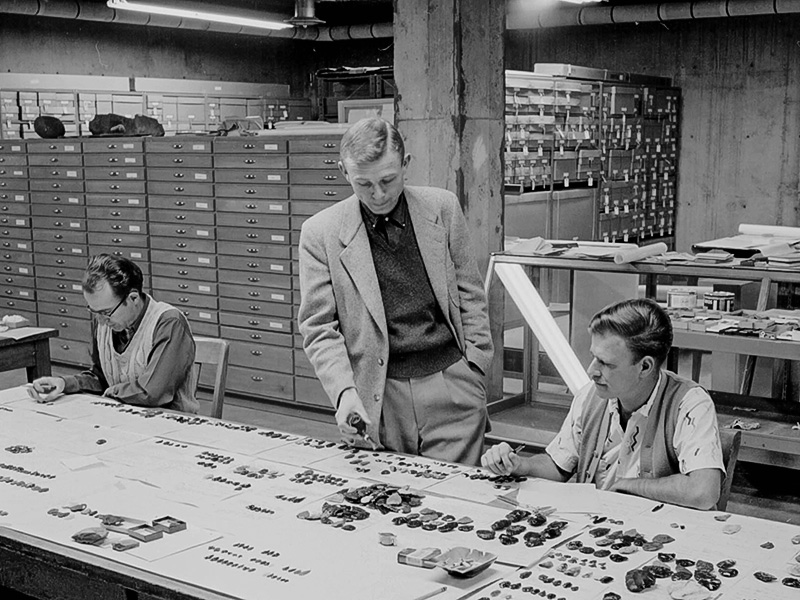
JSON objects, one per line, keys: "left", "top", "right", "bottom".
{"left": 2, "top": 364, "right": 798, "bottom": 525}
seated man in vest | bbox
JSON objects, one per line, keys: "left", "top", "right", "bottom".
{"left": 29, "top": 254, "right": 198, "bottom": 413}
{"left": 481, "top": 298, "right": 724, "bottom": 510}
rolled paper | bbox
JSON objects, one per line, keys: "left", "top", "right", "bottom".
{"left": 738, "top": 223, "right": 800, "bottom": 238}
{"left": 613, "top": 242, "right": 668, "bottom": 265}
{"left": 495, "top": 263, "right": 590, "bottom": 395}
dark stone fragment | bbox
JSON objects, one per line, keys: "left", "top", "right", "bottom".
{"left": 675, "top": 558, "right": 695, "bottom": 567}
{"left": 506, "top": 509, "right": 531, "bottom": 522}
{"left": 716, "top": 559, "right": 735, "bottom": 570}
{"left": 527, "top": 513, "right": 547, "bottom": 527}
{"left": 476, "top": 529, "right": 495, "bottom": 540}
{"left": 609, "top": 554, "right": 628, "bottom": 563}
{"left": 341, "top": 524, "right": 356, "bottom": 531}
{"left": 594, "top": 549, "right": 611, "bottom": 558}
{"left": 566, "top": 540, "right": 583, "bottom": 551}
{"left": 499, "top": 581, "right": 511, "bottom": 589}
{"left": 671, "top": 570, "right": 693, "bottom": 581}
{"left": 658, "top": 552, "right": 675, "bottom": 562}
{"left": 506, "top": 524, "right": 526, "bottom": 536}
{"left": 761, "top": 541, "right": 775, "bottom": 549}
{"left": 754, "top": 571, "right": 777, "bottom": 583}
{"left": 579, "top": 546, "right": 595, "bottom": 554}
{"left": 499, "top": 534, "right": 519, "bottom": 545}
{"left": 392, "top": 516, "right": 408, "bottom": 526}
{"left": 695, "top": 560, "right": 714, "bottom": 573}
{"left": 421, "top": 522, "right": 438, "bottom": 531}
{"left": 458, "top": 524, "right": 474, "bottom": 532}
{"left": 625, "top": 568, "right": 656, "bottom": 593}
{"left": 719, "top": 568, "right": 738, "bottom": 578}
{"left": 491, "top": 519, "right": 511, "bottom": 531}
{"left": 610, "top": 543, "right": 624, "bottom": 550}
{"left": 696, "top": 576, "right": 721, "bottom": 591}
{"left": 652, "top": 534, "right": 675, "bottom": 544}
{"left": 438, "top": 522, "right": 458, "bottom": 533}
{"left": 509, "top": 582, "right": 521, "bottom": 590}
{"left": 595, "top": 537, "right": 614, "bottom": 547}
{"left": 782, "top": 577, "right": 800, "bottom": 588}
{"left": 598, "top": 576, "right": 614, "bottom": 584}
{"left": 519, "top": 571, "right": 532, "bottom": 579}
{"left": 643, "top": 564, "right": 672, "bottom": 578}
{"left": 602, "top": 593, "right": 621, "bottom": 600}
{"left": 406, "top": 520, "right": 422, "bottom": 528}
{"left": 642, "top": 542, "right": 663, "bottom": 552}
{"left": 590, "top": 527, "right": 610, "bottom": 538}
{"left": 524, "top": 536, "right": 544, "bottom": 548}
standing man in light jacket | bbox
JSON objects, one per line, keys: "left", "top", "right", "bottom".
{"left": 30, "top": 254, "right": 198, "bottom": 413}
{"left": 298, "top": 118, "right": 493, "bottom": 465}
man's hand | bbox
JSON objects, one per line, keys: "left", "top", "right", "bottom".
{"left": 28, "top": 377, "right": 65, "bottom": 403}
{"left": 103, "top": 384, "right": 123, "bottom": 399}
{"left": 481, "top": 442, "right": 522, "bottom": 475}
{"left": 335, "top": 388, "right": 370, "bottom": 446}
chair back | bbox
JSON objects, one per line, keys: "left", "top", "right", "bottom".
{"left": 717, "top": 429, "right": 742, "bottom": 511}
{"left": 193, "top": 337, "right": 230, "bottom": 419}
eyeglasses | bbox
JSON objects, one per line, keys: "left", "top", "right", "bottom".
{"left": 87, "top": 295, "right": 126, "bottom": 320}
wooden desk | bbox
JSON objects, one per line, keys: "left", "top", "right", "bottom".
{"left": 0, "top": 327, "right": 59, "bottom": 381}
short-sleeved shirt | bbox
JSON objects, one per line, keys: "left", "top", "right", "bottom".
{"left": 546, "top": 373, "right": 725, "bottom": 490}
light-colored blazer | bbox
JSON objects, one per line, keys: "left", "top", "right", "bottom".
{"left": 298, "top": 185, "right": 494, "bottom": 442}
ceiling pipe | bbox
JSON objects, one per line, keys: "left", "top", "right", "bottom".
{"left": 508, "top": 0, "right": 800, "bottom": 28}
{"left": 0, "top": 0, "right": 393, "bottom": 40}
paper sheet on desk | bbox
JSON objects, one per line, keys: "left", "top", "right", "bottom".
{"left": 0, "top": 385, "right": 29, "bottom": 405}
{"left": 514, "top": 480, "right": 602, "bottom": 516}
{"left": 0, "top": 326, "right": 52, "bottom": 340}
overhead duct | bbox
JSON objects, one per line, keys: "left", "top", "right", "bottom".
{"left": 0, "top": 0, "right": 393, "bottom": 40}
{"left": 508, "top": 0, "right": 800, "bottom": 28}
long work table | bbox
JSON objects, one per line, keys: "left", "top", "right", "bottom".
{"left": 0, "top": 387, "right": 799, "bottom": 600}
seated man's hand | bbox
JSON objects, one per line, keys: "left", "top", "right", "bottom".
{"left": 28, "top": 377, "right": 65, "bottom": 403}
{"left": 481, "top": 442, "right": 521, "bottom": 475}
{"left": 335, "top": 388, "right": 371, "bottom": 446}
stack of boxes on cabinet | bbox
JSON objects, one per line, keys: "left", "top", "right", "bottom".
{"left": 0, "top": 126, "right": 350, "bottom": 409}
{"left": 503, "top": 66, "right": 679, "bottom": 246}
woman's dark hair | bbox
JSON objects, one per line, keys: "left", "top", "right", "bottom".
{"left": 82, "top": 254, "right": 143, "bottom": 299}
{"left": 589, "top": 298, "right": 673, "bottom": 366}
{"left": 340, "top": 117, "right": 405, "bottom": 164}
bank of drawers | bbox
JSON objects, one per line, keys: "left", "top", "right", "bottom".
{"left": 12, "top": 133, "right": 348, "bottom": 410}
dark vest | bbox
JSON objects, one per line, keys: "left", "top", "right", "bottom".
{"left": 576, "top": 370, "right": 700, "bottom": 483}
{"left": 366, "top": 212, "right": 461, "bottom": 378}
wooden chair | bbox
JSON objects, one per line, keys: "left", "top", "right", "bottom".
{"left": 193, "top": 337, "right": 230, "bottom": 419}
{"left": 716, "top": 429, "right": 742, "bottom": 511}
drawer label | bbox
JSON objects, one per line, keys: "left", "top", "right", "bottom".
{"left": 269, "top": 204, "right": 282, "bottom": 211}
{"left": 13, "top": 170, "right": 22, "bottom": 176}
{"left": 124, "top": 158, "right": 136, "bottom": 163}
{"left": 269, "top": 321, "right": 283, "bottom": 329}
{"left": 197, "top": 230, "right": 209, "bottom": 237}
{"left": 68, "top": 197, "right": 79, "bottom": 203}
{"left": 129, "top": 225, "right": 141, "bottom": 232}
{"left": 67, "top": 170, "right": 77, "bottom": 177}
{"left": 192, "top": 144, "right": 206, "bottom": 150}
{"left": 199, "top": 257, "right": 210, "bottom": 264}
{"left": 71, "top": 248, "right": 82, "bottom": 254}
{"left": 127, "top": 199, "right": 140, "bottom": 205}
{"left": 69, "top": 222, "right": 80, "bottom": 228}
{"left": 270, "top": 235, "right": 285, "bottom": 242}
{"left": 19, "top": 267, "right": 29, "bottom": 274}
{"left": 264, "top": 144, "right": 278, "bottom": 151}
{"left": 194, "top": 174, "right": 207, "bottom": 180}
{"left": 65, "top": 145, "right": 75, "bottom": 151}
{"left": 14, "top": 195, "right": 23, "bottom": 201}
{"left": 199, "top": 285, "right": 211, "bottom": 292}
{"left": 199, "top": 311, "right": 212, "bottom": 319}
{"left": 72, "top": 284, "right": 82, "bottom": 291}
{"left": 20, "top": 290, "right": 30, "bottom": 297}
{"left": 126, "top": 173, "right": 138, "bottom": 179}
{"left": 123, "top": 143, "right": 134, "bottom": 149}
{"left": 132, "top": 252, "right": 142, "bottom": 259}
{"left": 269, "top": 264, "right": 284, "bottom": 272}
{"left": 267, "top": 175, "right": 281, "bottom": 181}
{"left": 270, "top": 293, "right": 285, "bottom": 301}
{"left": 196, "top": 202, "right": 209, "bottom": 209}
{"left": 17, "top": 243, "right": 28, "bottom": 250}
{"left": 15, "top": 219, "right": 25, "bottom": 225}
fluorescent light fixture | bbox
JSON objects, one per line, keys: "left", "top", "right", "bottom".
{"left": 107, "top": 0, "right": 294, "bottom": 30}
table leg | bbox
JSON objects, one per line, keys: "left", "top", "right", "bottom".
{"left": 25, "top": 340, "right": 52, "bottom": 382}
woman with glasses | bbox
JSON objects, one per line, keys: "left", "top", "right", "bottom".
{"left": 30, "top": 254, "right": 198, "bottom": 413}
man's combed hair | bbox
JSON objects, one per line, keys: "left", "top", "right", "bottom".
{"left": 83, "top": 254, "right": 143, "bottom": 298}
{"left": 589, "top": 298, "right": 673, "bottom": 366}
{"left": 339, "top": 117, "right": 405, "bottom": 164}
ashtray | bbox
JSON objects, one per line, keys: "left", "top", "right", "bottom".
{"left": 435, "top": 547, "right": 497, "bottom": 578}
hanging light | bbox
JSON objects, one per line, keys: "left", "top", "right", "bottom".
{"left": 285, "top": 0, "right": 325, "bottom": 27}
{"left": 106, "top": 0, "right": 294, "bottom": 30}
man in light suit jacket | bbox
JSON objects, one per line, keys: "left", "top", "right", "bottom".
{"left": 298, "top": 118, "right": 493, "bottom": 465}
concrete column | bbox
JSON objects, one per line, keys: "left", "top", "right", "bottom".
{"left": 394, "top": 0, "right": 506, "bottom": 401}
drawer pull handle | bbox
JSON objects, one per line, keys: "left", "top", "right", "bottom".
{"left": 54, "top": 234, "right": 63, "bottom": 239}
{"left": 173, "top": 144, "right": 184, "bottom": 149}
{"left": 111, "top": 211, "right": 120, "bottom": 216}
{"left": 52, "top": 183, "right": 61, "bottom": 189}
{"left": 61, "top": 344, "right": 70, "bottom": 350}
{"left": 3, "top": 290, "right": 10, "bottom": 295}
{"left": 56, "top": 259, "right": 64, "bottom": 264}
{"left": 176, "top": 229, "right": 186, "bottom": 234}
{"left": 244, "top": 144, "right": 255, "bottom": 149}
{"left": 59, "top": 308, "right": 67, "bottom": 313}
{"left": 246, "top": 248, "right": 259, "bottom": 254}
{"left": 112, "top": 238, "right": 122, "bottom": 243}
{"left": 112, "top": 225, "right": 121, "bottom": 230}
{"left": 173, "top": 158, "right": 184, "bottom": 164}
{"left": 175, "top": 215, "right": 186, "bottom": 220}
{"left": 57, "top": 284, "right": 67, "bottom": 289}
{"left": 245, "top": 189, "right": 256, "bottom": 194}
{"left": 176, "top": 242, "right": 187, "bottom": 248}
{"left": 54, "top": 221, "right": 63, "bottom": 227}
{"left": 246, "top": 219, "right": 258, "bottom": 224}
{"left": 112, "top": 251, "right": 122, "bottom": 256}
{"left": 49, "top": 145, "right": 57, "bottom": 150}
{"left": 324, "top": 175, "right": 337, "bottom": 180}
{"left": 324, "top": 191, "right": 337, "bottom": 196}
{"left": 57, "top": 271, "right": 65, "bottom": 277}
{"left": 247, "top": 277, "right": 260, "bottom": 282}
{"left": 109, "top": 171, "right": 120, "bottom": 177}
{"left": 60, "top": 322, "right": 67, "bottom": 327}
{"left": 179, "top": 270, "right": 188, "bottom": 275}
{"left": 174, "top": 186, "right": 185, "bottom": 192}
{"left": 323, "top": 143, "right": 335, "bottom": 148}
{"left": 173, "top": 173, "right": 184, "bottom": 178}
{"left": 58, "top": 295, "right": 66, "bottom": 301}
{"left": 179, "top": 284, "right": 188, "bottom": 289}
{"left": 177, "top": 256, "right": 187, "bottom": 262}
{"left": 245, "top": 174, "right": 256, "bottom": 180}
{"left": 249, "top": 305, "right": 261, "bottom": 311}
{"left": 250, "top": 334, "right": 262, "bottom": 340}
{"left": 49, "top": 157, "right": 58, "bottom": 163}
{"left": 245, "top": 204, "right": 256, "bottom": 209}
{"left": 247, "top": 262, "right": 258, "bottom": 268}
{"left": 182, "top": 310, "right": 189, "bottom": 316}
{"left": 249, "top": 291, "right": 260, "bottom": 297}
{"left": 109, "top": 185, "right": 120, "bottom": 190}
{"left": 108, "top": 157, "right": 118, "bottom": 163}
{"left": 244, "top": 159, "right": 255, "bottom": 164}
{"left": 323, "top": 159, "right": 335, "bottom": 164}
{"left": 110, "top": 198, "right": 120, "bottom": 203}
{"left": 51, "top": 170, "right": 60, "bottom": 176}
{"left": 251, "top": 350, "right": 262, "bottom": 356}
{"left": 248, "top": 320, "right": 260, "bottom": 325}
{"left": 107, "top": 143, "right": 117, "bottom": 149}
{"left": 175, "top": 201, "right": 185, "bottom": 206}
{"left": 246, "top": 233, "right": 258, "bottom": 239}
{"left": 251, "top": 376, "right": 263, "bottom": 382}
{"left": 55, "top": 246, "right": 63, "bottom": 252}
{"left": 53, "top": 209, "right": 62, "bottom": 214}
{"left": 179, "top": 297, "right": 189, "bottom": 303}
